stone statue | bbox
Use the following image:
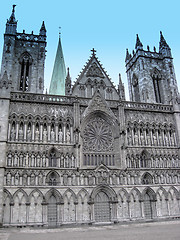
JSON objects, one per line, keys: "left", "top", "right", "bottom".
{"left": 11, "top": 126, "right": 16, "bottom": 141}
{"left": 58, "top": 128, "right": 63, "bottom": 143}
{"left": 66, "top": 129, "right": 71, "bottom": 143}
{"left": 27, "top": 127, "right": 32, "bottom": 141}
{"left": 35, "top": 128, "right": 40, "bottom": 142}
{"left": 43, "top": 128, "right": 47, "bottom": 142}
{"left": 19, "top": 126, "right": 24, "bottom": 141}
{"left": 51, "top": 128, "right": 55, "bottom": 142}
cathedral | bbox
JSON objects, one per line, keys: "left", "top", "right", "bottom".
{"left": 0, "top": 6, "right": 180, "bottom": 227}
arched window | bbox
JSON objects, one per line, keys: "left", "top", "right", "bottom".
{"left": 19, "top": 52, "right": 32, "bottom": 91}
{"left": 142, "top": 173, "right": 153, "bottom": 185}
{"left": 49, "top": 172, "right": 57, "bottom": 186}
{"left": 140, "top": 151, "right": 150, "bottom": 168}
{"left": 152, "top": 68, "right": 162, "bottom": 103}
{"left": 49, "top": 148, "right": 57, "bottom": 167}
{"left": 132, "top": 74, "right": 140, "bottom": 102}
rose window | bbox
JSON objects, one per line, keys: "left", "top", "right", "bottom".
{"left": 83, "top": 117, "right": 113, "bottom": 152}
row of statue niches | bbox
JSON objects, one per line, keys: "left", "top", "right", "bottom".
{"left": 127, "top": 128, "right": 177, "bottom": 147}
{"left": 126, "top": 154, "right": 180, "bottom": 169}
{"left": 4, "top": 169, "right": 180, "bottom": 186}
{"left": 10, "top": 124, "right": 72, "bottom": 143}
{"left": 6, "top": 152, "right": 76, "bottom": 168}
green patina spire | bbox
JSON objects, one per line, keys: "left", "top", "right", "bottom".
{"left": 49, "top": 36, "right": 66, "bottom": 95}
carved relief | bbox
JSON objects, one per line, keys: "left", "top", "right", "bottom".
{"left": 83, "top": 117, "right": 113, "bottom": 152}
{"left": 86, "top": 62, "right": 104, "bottom": 78}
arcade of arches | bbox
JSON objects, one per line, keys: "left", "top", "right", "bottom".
{"left": 3, "top": 185, "right": 180, "bottom": 226}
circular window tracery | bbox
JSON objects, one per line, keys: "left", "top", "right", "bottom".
{"left": 83, "top": 117, "right": 113, "bottom": 152}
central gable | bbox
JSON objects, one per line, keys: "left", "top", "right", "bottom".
{"left": 72, "top": 51, "right": 119, "bottom": 100}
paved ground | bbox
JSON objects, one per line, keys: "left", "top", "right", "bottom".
{"left": 0, "top": 220, "right": 180, "bottom": 240}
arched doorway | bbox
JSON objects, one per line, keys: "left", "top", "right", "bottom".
{"left": 94, "top": 191, "right": 110, "bottom": 222}
{"left": 48, "top": 195, "right": 57, "bottom": 226}
{"left": 144, "top": 192, "right": 153, "bottom": 219}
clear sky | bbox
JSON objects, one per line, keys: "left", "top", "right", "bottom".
{"left": 0, "top": 0, "right": 180, "bottom": 99}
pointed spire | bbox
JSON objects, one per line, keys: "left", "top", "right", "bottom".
{"left": 125, "top": 48, "right": 130, "bottom": 62}
{"left": 159, "top": 31, "right": 171, "bottom": 57}
{"left": 6, "top": 5, "right": 17, "bottom": 34}
{"left": 135, "top": 34, "right": 143, "bottom": 50}
{"left": 8, "top": 5, "right": 17, "bottom": 24}
{"left": 159, "top": 31, "right": 170, "bottom": 49}
{"left": 49, "top": 36, "right": 66, "bottom": 95}
{"left": 65, "top": 67, "right": 72, "bottom": 95}
{"left": 118, "top": 73, "right": 125, "bottom": 100}
{"left": 39, "top": 21, "right": 46, "bottom": 36}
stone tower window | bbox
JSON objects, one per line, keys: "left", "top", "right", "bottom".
{"left": 132, "top": 74, "right": 140, "bottom": 102}
{"left": 19, "top": 52, "right": 32, "bottom": 91}
{"left": 152, "top": 68, "right": 162, "bottom": 103}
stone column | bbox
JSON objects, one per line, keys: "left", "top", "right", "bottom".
{"left": 8, "top": 122, "right": 11, "bottom": 141}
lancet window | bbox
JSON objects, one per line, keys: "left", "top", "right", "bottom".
{"left": 19, "top": 52, "right": 32, "bottom": 91}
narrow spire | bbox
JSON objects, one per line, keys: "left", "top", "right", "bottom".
{"left": 49, "top": 37, "right": 66, "bottom": 95}
{"left": 65, "top": 67, "right": 72, "bottom": 95}
{"left": 159, "top": 31, "right": 171, "bottom": 57}
{"left": 6, "top": 5, "right": 17, "bottom": 34}
{"left": 118, "top": 73, "right": 125, "bottom": 100}
{"left": 159, "top": 31, "right": 170, "bottom": 49}
{"left": 8, "top": 5, "right": 17, "bottom": 24}
{"left": 135, "top": 34, "right": 143, "bottom": 50}
{"left": 125, "top": 48, "right": 130, "bottom": 62}
{"left": 39, "top": 21, "right": 46, "bottom": 36}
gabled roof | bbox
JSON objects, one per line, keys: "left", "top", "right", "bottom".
{"left": 72, "top": 51, "right": 118, "bottom": 93}
{"left": 82, "top": 89, "right": 117, "bottom": 120}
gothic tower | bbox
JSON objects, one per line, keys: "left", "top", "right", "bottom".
{"left": 0, "top": 5, "right": 47, "bottom": 93}
{"left": 125, "top": 33, "right": 178, "bottom": 104}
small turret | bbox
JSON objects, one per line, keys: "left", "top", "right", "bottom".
{"left": 159, "top": 31, "right": 172, "bottom": 57}
{"left": 118, "top": 73, "right": 125, "bottom": 100}
{"left": 5, "top": 5, "right": 17, "bottom": 34}
{"left": 65, "top": 67, "right": 72, "bottom": 95}
{"left": 135, "top": 34, "right": 143, "bottom": 50}
{"left": 39, "top": 21, "right": 46, "bottom": 36}
{"left": 125, "top": 49, "right": 130, "bottom": 62}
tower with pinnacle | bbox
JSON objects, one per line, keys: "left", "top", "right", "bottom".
{"left": 0, "top": 5, "right": 47, "bottom": 93}
{"left": 125, "top": 33, "right": 178, "bottom": 104}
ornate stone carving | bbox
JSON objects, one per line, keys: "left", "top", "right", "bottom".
{"left": 83, "top": 117, "right": 113, "bottom": 152}
{"left": 86, "top": 62, "right": 104, "bottom": 78}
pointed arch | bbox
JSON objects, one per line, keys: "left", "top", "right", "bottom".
{"left": 63, "top": 188, "right": 77, "bottom": 203}
{"left": 3, "top": 189, "right": 13, "bottom": 203}
{"left": 141, "top": 172, "right": 153, "bottom": 185}
{"left": 13, "top": 188, "right": 29, "bottom": 202}
{"left": 45, "top": 189, "right": 63, "bottom": 204}
{"left": 129, "top": 187, "right": 142, "bottom": 219}
{"left": 142, "top": 187, "right": 156, "bottom": 201}
{"left": 77, "top": 189, "right": 90, "bottom": 223}
{"left": 151, "top": 67, "right": 162, "bottom": 103}
{"left": 46, "top": 171, "right": 60, "bottom": 186}
{"left": 90, "top": 184, "right": 117, "bottom": 203}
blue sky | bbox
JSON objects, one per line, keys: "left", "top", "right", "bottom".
{"left": 0, "top": 0, "right": 180, "bottom": 99}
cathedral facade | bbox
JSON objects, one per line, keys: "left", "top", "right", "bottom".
{"left": 0, "top": 6, "right": 180, "bottom": 227}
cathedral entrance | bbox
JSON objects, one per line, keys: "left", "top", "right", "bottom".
{"left": 48, "top": 195, "right": 57, "bottom": 226}
{"left": 94, "top": 191, "right": 110, "bottom": 222}
{"left": 144, "top": 193, "right": 153, "bottom": 219}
